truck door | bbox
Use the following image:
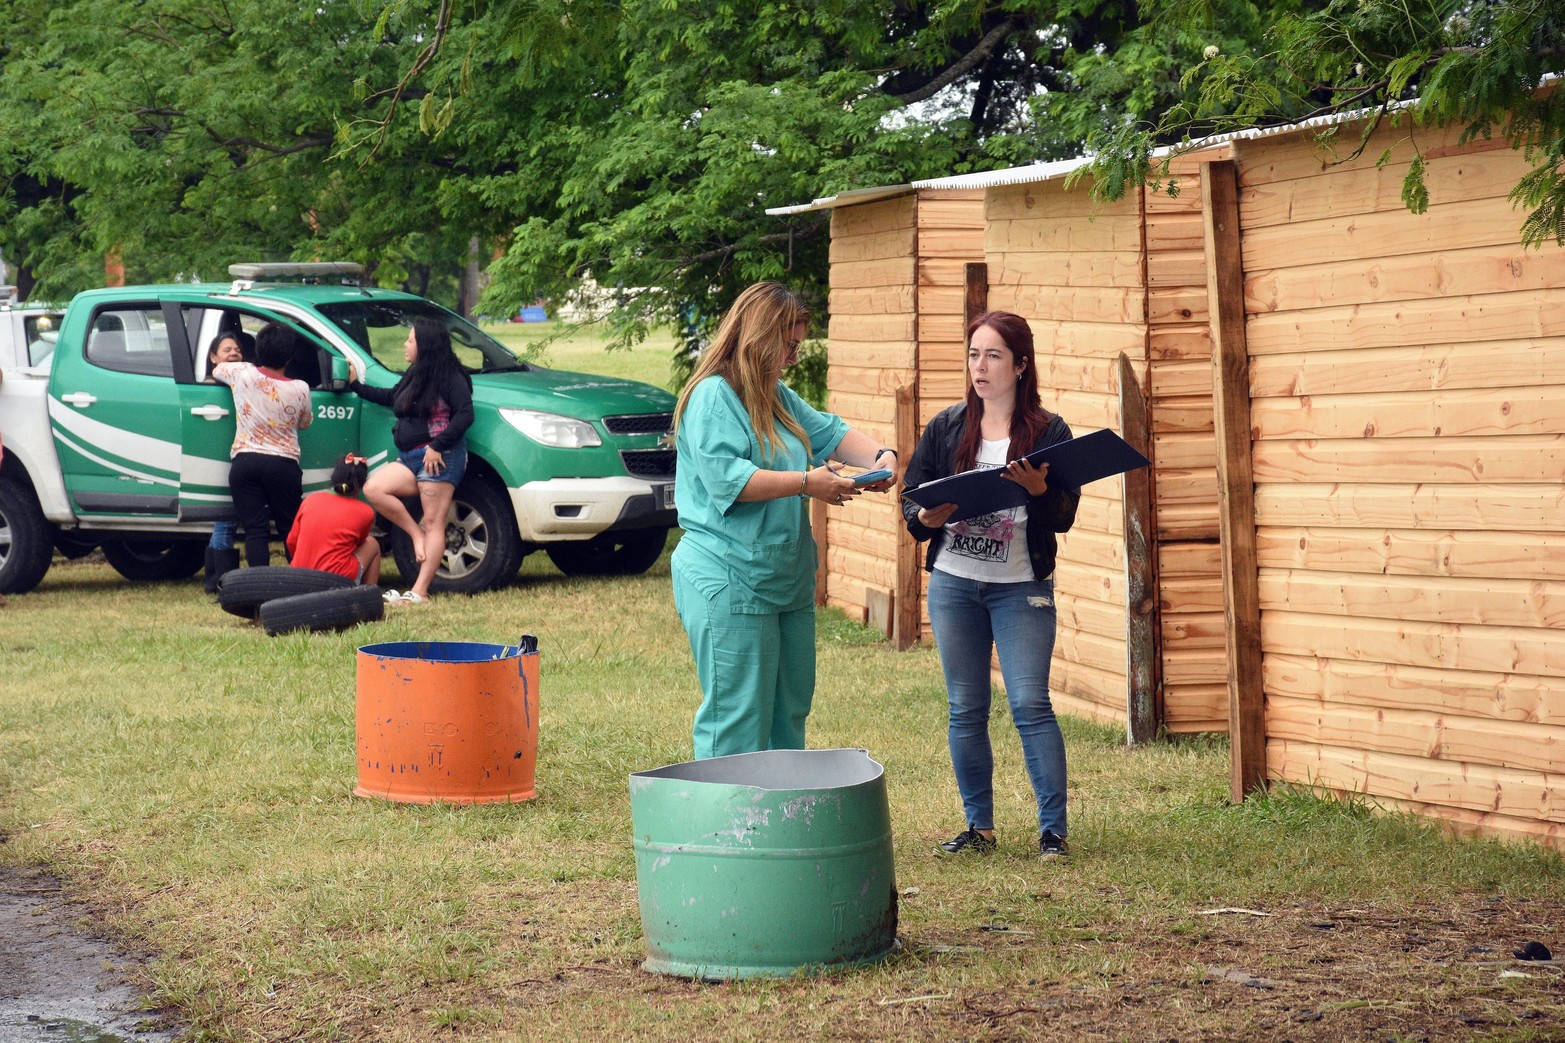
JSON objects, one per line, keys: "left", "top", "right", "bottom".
{"left": 175, "top": 306, "right": 362, "bottom": 523}
{"left": 52, "top": 302, "right": 186, "bottom": 518}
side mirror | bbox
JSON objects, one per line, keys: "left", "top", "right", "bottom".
{"left": 328, "top": 354, "right": 351, "bottom": 392}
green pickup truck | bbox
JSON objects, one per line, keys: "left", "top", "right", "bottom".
{"left": 0, "top": 263, "right": 677, "bottom": 595}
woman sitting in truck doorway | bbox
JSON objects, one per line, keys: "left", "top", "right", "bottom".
{"left": 211, "top": 323, "right": 313, "bottom": 569}
{"left": 349, "top": 318, "right": 473, "bottom": 606}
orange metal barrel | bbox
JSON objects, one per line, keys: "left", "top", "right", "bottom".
{"left": 354, "top": 638, "right": 539, "bottom": 804}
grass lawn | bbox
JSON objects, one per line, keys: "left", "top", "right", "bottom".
{"left": 482, "top": 318, "right": 684, "bottom": 392}
{"left": 1, "top": 330, "right": 1561, "bottom": 1041}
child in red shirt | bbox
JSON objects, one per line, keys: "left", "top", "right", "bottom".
{"left": 287, "top": 454, "right": 380, "bottom": 583}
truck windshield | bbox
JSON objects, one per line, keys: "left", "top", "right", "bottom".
{"left": 315, "top": 299, "right": 526, "bottom": 376}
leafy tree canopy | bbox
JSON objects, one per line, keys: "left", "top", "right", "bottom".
{"left": 1, "top": 0, "right": 1289, "bottom": 336}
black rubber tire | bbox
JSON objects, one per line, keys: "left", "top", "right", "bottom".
{"left": 387, "top": 476, "right": 523, "bottom": 595}
{"left": 0, "top": 478, "right": 56, "bottom": 594}
{"left": 260, "top": 585, "right": 385, "bottom": 636}
{"left": 217, "top": 565, "right": 356, "bottom": 619}
{"left": 545, "top": 527, "right": 669, "bottom": 577}
{"left": 100, "top": 538, "right": 207, "bottom": 582}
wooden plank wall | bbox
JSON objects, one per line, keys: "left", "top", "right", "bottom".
{"left": 1149, "top": 155, "right": 1229, "bottom": 733}
{"left": 985, "top": 179, "right": 1148, "bottom": 728}
{"left": 909, "top": 191, "right": 988, "bottom": 641}
{"left": 1234, "top": 122, "right": 1565, "bottom": 847}
{"left": 825, "top": 190, "right": 984, "bottom": 629}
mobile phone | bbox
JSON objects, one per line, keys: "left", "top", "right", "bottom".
{"left": 852, "top": 467, "right": 894, "bottom": 487}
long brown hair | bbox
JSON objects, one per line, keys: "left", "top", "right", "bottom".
{"left": 953, "top": 311, "right": 1054, "bottom": 472}
{"left": 673, "top": 282, "right": 810, "bottom": 461}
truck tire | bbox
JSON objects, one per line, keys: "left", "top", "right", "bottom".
{"left": 260, "top": 585, "right": 385, "bottom": 636}
{"left": 100, "top": 539, "right": 207, "bottom": 583}
{"left": 0, "top": 478, "right": 55, "bottom": 595}
{"left": 388, "top": 476, "right": 523, "bottom": 595}
{"left": 545, "top": 527, "right": 669, "bottom": 577}
{"left": 217, "top": 565, "right": 356, "bottom": 619}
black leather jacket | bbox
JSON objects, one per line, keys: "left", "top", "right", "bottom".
{"left": 901, "top": 403, "right": 1080, "bottom": 577}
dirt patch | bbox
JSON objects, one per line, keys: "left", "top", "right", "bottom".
{"left": 895, "top": 895, "right": 1565, "bottom": 1042}
{"left": 0, "top": 865, "right": 183, "bottom": 1043}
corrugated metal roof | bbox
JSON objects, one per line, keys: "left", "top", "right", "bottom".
{"left": 764, "top": 184, "right": 915, "bottom": 216}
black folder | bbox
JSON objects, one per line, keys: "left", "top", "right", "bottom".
{"left": 901, "top": 428, "right": 1151, "bottom": 523}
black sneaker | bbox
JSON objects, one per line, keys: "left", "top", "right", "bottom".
{"left": 1039, "top": 831, "right": 1069, "bottom": 860}
{"left": 936, "top": 828, "right": 996, "bottom": 856}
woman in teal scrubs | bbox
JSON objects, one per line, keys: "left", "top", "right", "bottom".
{"left": 672, "top": 282, "right": 899, "bottom": 759}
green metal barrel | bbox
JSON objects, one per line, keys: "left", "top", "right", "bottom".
{"left": 629, "top": 748, "right": 898, "bottom": 979}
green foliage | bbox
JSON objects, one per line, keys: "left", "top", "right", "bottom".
{"left": 0, "top": 0, "right": 1294, "bottom": 335}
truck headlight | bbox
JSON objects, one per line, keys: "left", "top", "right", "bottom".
{"left": 500, "top": 408, "right": 603, "bottom": 448}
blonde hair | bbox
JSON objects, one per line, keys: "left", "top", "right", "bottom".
{"left": 674, "top": 282, "right": 810, "bottom": 461}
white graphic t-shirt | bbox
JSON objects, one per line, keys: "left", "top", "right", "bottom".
{"left": 932, "top": 438, "right": 1033, "bottom": 584}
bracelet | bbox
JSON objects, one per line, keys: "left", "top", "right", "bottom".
{"left": 876, "top": 448, "right": 897, "bottom": 461}
{"left": 799, "top": 469, "right": 808, "bottom": 499}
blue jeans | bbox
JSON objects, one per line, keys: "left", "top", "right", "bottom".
{"left": 209, "top": 520, "right": 236, "bottom": 550}
{"left": 925, "top": 569, "right": 1067, "bottom": 837}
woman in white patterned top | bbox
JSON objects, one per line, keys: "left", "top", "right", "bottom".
{"left": 212, "top": 323, "right": 313, "bottom": 568}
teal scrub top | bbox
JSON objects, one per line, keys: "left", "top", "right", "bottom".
{"left": 672, "top": 375, "right": 849, "bottom": 613}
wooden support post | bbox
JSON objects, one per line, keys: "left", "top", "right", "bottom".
{"left": 1119, "top": 352, "right": 1161, "bottom": 744}
{"left": 964, "top": 262, "right": 988, "bottom": 328}
{"left": 1202, "top": 160, "right": 1266, "bottom": 801}
{"left": 893, "top": 383, "right": 921, "bottom": 649}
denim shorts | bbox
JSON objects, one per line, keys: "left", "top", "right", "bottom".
{"left": 398, "top": 441, "right": 467, "bottom": 486}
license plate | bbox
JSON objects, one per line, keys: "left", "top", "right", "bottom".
{"left": 660, "top": 483, "right": 675, "bottom": 510}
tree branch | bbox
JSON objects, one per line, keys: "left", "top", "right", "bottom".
{"left": 129, "top": 107, "right": 333, "bottom": 159}
{"left": 359, "top": 0, "right": 455, "bottom": 161}
{"left": 887, "top": 18, "right": 1021, "bottom": 107}
{"left": 678, "top": 221, "right": 826, "bottom": 267}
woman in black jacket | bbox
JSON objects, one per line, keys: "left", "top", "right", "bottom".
{"left": 352, "top": 319, "right": 474, "bottom": 605}
{"left": 902, "top": 311, "right": 1081, "bottom": 860}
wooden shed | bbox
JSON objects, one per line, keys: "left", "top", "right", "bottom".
{"left": 1205, "top": 115, "right": 1565, "bottom": 848}
{"left": 779, "top": 108, "right": 1563, "bottom": 849}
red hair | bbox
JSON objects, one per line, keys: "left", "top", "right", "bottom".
{"left": 953, "top": 311, "right": 1054, "bottom": 473}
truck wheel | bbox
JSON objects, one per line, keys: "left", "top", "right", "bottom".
{"left": 100, "top": 539, "right": 207, "bottom": 582}
{"left": 545, "top": 528, "right": 669, "bottom": 577}
{"left": 217, "top": 566, "right": 356, "bottom": 619}
{"left": 0, "top": 478, "right": 56, "bottom": 594}
{"left": 388, "top": 477, "right": 522, "bottom": 595}
{"left": 260, "top": 585, "right": 385, "bottom": 636}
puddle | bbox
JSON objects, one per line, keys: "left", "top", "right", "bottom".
{"left": 0, "top": 866, "right": 182, "bottom": 1043}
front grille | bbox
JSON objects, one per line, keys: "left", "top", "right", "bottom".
{"left": 621, "top": 449, "right": 676, "bottom": 481}
{"left": 604, "top": 412, "right": 673, "bottom": 436}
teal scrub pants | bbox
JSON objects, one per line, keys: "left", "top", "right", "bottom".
{"left": 673, "top": 568, "right": 817, "bottom": 759}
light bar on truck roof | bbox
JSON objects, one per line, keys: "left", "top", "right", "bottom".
{"left": 227, "top": 262, "right": 366, "bottom": 281}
